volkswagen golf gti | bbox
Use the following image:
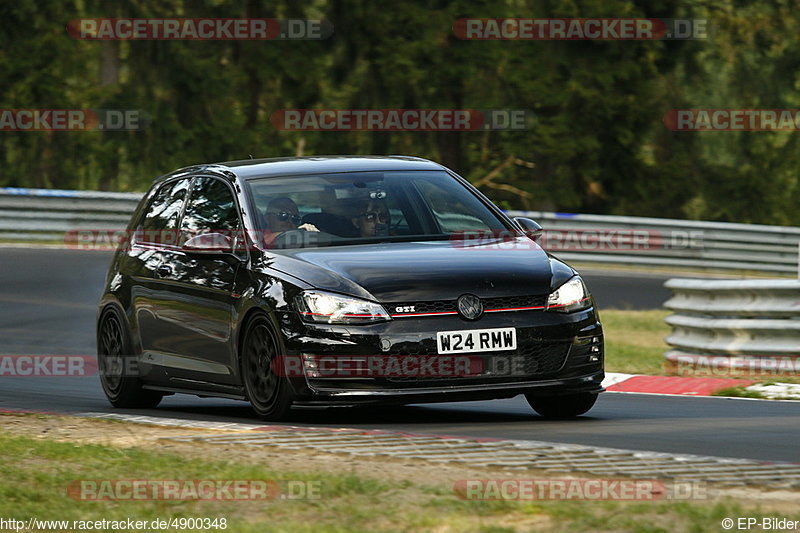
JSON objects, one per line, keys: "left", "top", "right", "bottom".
{"left": 97, "top": 156, "right": 604, "bottom": 420}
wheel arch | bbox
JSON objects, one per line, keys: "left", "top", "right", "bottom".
{"left": 234, "top": 303, "right": 284, "bottom": 378}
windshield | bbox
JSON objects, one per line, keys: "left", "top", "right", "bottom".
{"left": 246, "top": 170, "right": 509, "bottom": 248}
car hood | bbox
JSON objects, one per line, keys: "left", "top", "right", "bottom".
{"left": 267, "top": 238, "right": 575, "bottom": 302}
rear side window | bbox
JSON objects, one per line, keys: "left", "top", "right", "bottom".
{"left": 138, "top": 178, "right": 191, "bottom": 244}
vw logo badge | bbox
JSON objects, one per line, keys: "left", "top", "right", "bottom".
{"left": 457, "top": 294, "right": 483, "bottom": 320}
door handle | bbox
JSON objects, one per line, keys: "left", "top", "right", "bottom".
{"left": 156, "top": 265, "right": 172, "bottom": 277}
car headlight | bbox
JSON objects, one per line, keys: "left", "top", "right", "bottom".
{"left": 546, "top": 276, "right": 591, "bottom": 312}
{"left": 295, "top": 290, "right": 391, "bottom": 324}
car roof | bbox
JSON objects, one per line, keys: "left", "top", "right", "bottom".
{"left": 158, "top": 155, "right": 446, "bottom": 183}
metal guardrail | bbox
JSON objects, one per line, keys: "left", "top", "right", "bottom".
{"left": 663, "top": 278, "right": 800, "bottom": 370}
{"left": 0, "top": 187, "right": 142, "bottom": 241}
{"left": 507, "top": 210, "right": 800, "bottom": 275}
{"left": 0, "top": 187, "right": 797, "bottom": 276}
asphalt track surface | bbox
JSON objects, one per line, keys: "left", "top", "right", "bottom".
{"left": 1, "top": 247, "right": 797, "bottom": 464}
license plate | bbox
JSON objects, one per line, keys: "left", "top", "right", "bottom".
{"left": 436, "top": 327, "right": 517, "bottom": 354}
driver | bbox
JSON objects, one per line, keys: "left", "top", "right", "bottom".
{"left": 263, "top": 197, "right": 318, "bottom": 233}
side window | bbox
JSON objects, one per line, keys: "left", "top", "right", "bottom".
{"left": 180, "top": 177, "right": 240, "bottom": 235}
{"left": 138, "top": 178, "right": 191, "bottom": 244}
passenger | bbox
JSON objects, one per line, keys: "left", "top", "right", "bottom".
{"left": 352, "top": 198, "right": 390, "bottom": 237}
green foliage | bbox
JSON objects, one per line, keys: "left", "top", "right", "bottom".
{"left": 0, "top": 0, "right": 796, "bottom": 224}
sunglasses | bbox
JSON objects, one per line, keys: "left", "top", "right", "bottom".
{"left": 268, "top": 211, "right": 301, "bottom": 225}
{"left": 359, "top": 211, "right": 389, "bottom": 223}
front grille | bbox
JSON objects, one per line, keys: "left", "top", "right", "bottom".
{"left": 518, "top": 341, "right": 571, "bottom": 374}
{"left": 484, "top": 294, "right": 547, "bottom": 311}
{"left": 389, "top": 294, "right": 548, "bottom": 316}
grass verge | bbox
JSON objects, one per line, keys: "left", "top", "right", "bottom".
{"left": 0, "top": 429, "right": 792, "bottom": 533}
{"left": 600, "top": 310, "right": 670, "bottom": 375}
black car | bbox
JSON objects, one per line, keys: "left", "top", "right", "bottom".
{"left": 97, "top": 156, "right": 604, "bottom": 420}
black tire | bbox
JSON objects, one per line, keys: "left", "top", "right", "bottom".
{"left": 97, "top": 306, "right": 163, "bottom": 409}
{"left": 241, "top": 314, "right": 293, "bottom": 420}
{"left": 525, "top": 392, "right": 598, "bottom": 418}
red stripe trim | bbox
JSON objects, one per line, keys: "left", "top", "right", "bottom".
{"left": 390, "top": 311, "right": 458, "bottom": 318}
{"left": 390, "top": 297, "right": 591, "bottom": 318}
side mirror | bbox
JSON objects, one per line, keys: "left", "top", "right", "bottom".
{"left": 513, "top": 217, "right": 543, "bottom": 242}
{"left": 182, "top": 233, "right": 234, "bottom": 254}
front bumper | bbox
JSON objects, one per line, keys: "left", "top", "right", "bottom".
{"left": 278, "top": 306, "right": 604, "bottom": 405}
{"left": 293, "top": 372, "right": 604, "bottom": 406}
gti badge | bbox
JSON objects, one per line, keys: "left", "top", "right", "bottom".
{"left": 457, "top": 294, "right": 483, "bottom": 320}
